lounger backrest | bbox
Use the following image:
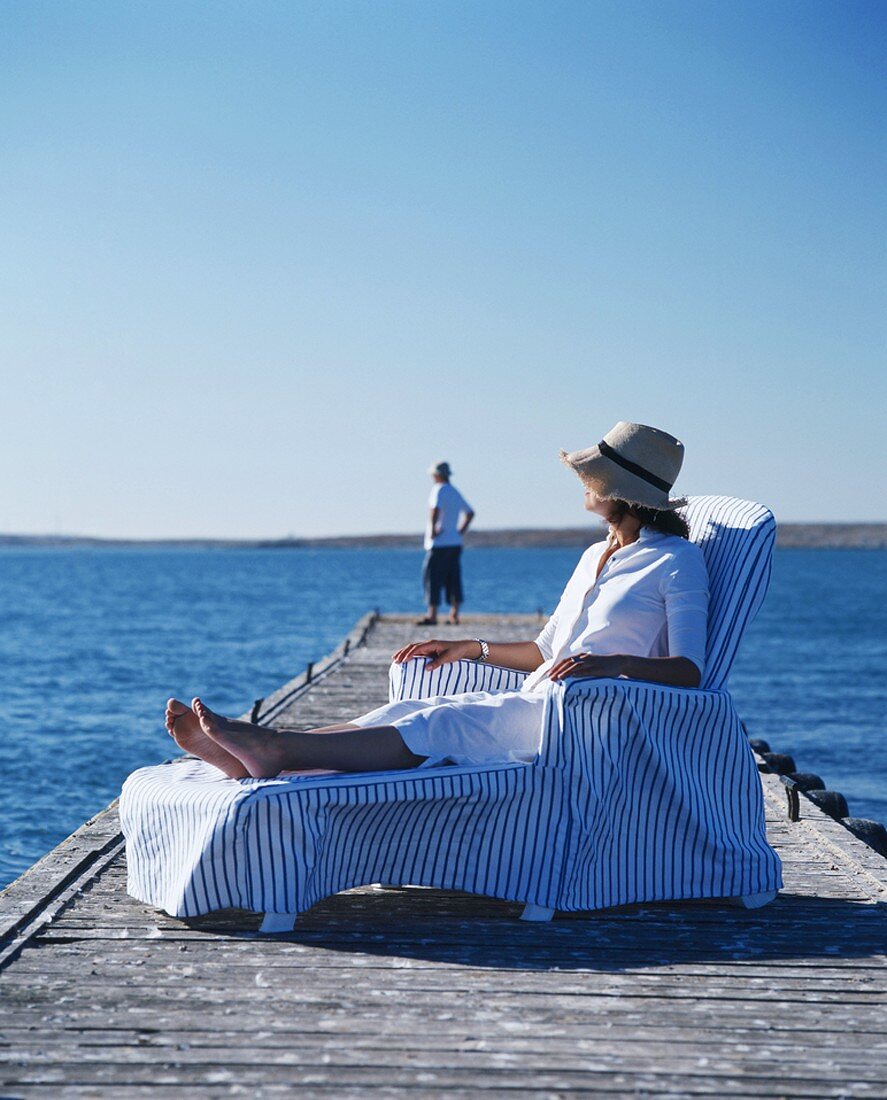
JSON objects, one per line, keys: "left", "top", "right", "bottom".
{"left": 683, "top": 495, "right": 776, "bottom": 691}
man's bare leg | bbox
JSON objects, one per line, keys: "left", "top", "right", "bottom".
{"left": 448, "top": 601, "right": 461, "bottom": 624}
{"left": 194, "top": 698, "right": 425, "bottom": 778}
{"left": 165, "top": 699, "right": 250, "bottom": 779}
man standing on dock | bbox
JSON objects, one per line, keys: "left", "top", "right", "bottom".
{"left": 418, "top": 461, "right": 475, "bottom": 625}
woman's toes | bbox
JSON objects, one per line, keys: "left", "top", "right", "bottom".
{"left": 196, "top": 697, "right": 219, "bottom": 721}
{"left": 167, "top": 698, "right": 190, "bottom": 721}
{"left": 167, "top": 697, "right": 190, "bottom": 721}
{"left": 193, "top": 697, "right": 214, "bottom": 731}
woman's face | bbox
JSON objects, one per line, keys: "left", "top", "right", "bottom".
{"left": 583, "top": 488, "right": 611, "bottom": 518}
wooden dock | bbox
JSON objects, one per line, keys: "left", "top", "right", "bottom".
{"left": 2, "top": 613, "right": 885, "bottom": 1098}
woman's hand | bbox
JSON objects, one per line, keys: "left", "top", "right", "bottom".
{"left": 548, "top": 653, "right": 625, "bottom": 682}
{"left": 392, "top": 638, "right": 481, "bottom": 671}
{"left": 548, "top": 653, "right": 702, "bottom": 687}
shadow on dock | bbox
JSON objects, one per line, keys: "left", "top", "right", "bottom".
{"left": 182, "top": 889, "right": 885, "bottom": 972}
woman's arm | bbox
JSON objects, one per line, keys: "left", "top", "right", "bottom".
{"left": 548, "top": 653, "right": 701, "bottom": 688}
{"left": 392, "top": 638, "right": 544, "bottom": 673}
{"left": 661, "top": 546, "right": 709, "bottom": 683}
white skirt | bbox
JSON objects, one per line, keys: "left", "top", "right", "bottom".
{"left": 350, "top": 689, "right": 548, "bottom": 768}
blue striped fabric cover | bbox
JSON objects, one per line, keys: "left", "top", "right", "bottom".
{"left": 389, "top": 655, "right": 528, "bottom": 701}
{"left": 120, "top": 495, "right": 781, "bottom": 918}
{"left": 683, "top": 495, "right": 776, "bottom": 690}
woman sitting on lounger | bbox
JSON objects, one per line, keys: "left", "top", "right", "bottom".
{"left": 167, "top": 422, "right": 709, "bottom": 779}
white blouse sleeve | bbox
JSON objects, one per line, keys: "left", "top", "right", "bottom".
{"left": 534, "top": 606, "right": 560, "bottom": 661}
{"left": 660, "top": 544, "right": 709, "bottom": 678}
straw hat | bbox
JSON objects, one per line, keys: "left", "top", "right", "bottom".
{"left": 560, "top": 422, "right": 686, "bottom": 510}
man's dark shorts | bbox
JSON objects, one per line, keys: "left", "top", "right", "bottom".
{"left": 423, "top": 546, "right": 463, "bottom": 606}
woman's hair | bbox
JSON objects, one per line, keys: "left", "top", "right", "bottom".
{"left": 605, "top": 499, "right": 690, "bottom": 539}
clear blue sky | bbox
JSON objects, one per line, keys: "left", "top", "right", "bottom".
{"left": 2, "top": 0, "right": 884, "bottom": 538}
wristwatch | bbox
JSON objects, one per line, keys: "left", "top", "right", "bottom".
{"left": 474, "top": 638, "right": 490, "bottom": 663}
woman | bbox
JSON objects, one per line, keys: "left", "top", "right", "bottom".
{"left": 167, "top": 422, "right": 709, "bottom": 780}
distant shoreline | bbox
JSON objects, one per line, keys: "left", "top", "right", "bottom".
{"left": 1, "top": 523, "right": 885, "bottom": 551}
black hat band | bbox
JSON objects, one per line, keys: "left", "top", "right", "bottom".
{"left": 597, "top": 440, "right": 673, "bottom": 494}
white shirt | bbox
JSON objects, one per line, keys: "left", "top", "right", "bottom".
{"left": 522, "top": 527, "right": 709, "bottom": 692}
{"left": 425, "top": 482, "right": 473, "bottom": 550}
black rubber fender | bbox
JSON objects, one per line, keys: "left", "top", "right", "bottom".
{"left": 760, "top": 752, "right": 797, "bottom": 775}
{"left": 787, "top": 772, "right": 826, "bottom": 792}
{"left": 843, "top": 818, "right": 887, "bottom": 858}
{"left": 804, "top": 789, "right": 850, "bottom": 819}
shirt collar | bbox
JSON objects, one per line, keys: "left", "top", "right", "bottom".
{"left": 638, "top": 525, "right": 665, "bottom": 544}
{"left": 605, "top": 524, "right": 664, "bottom": 550}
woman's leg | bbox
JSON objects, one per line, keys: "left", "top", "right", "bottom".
{"left": 193, "top": 698, "right": 425, "bottom": 778}
{"left": 166, "top": 698, "right": 379, "bottom": 780}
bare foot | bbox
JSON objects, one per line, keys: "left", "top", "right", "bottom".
{"left": 165, "top": 698, "right": 250, "bottom": 779}
{"left": 193, "top": 697, "right": 288, "bottom": 779}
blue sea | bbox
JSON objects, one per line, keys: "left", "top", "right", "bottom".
{"left": 1, "top": 546, "right": 885, "bottom": 889}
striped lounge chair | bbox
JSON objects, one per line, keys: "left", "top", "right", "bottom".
{"left": 120, "top": 495, "right": 782, "bottom": 930}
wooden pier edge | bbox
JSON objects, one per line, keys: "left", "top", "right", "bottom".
{"left": 758, "top": 774, "right": 886, "bottom": 898}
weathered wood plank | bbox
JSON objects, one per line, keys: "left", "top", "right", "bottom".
{"left": 2, "top": 1065, "right": 881, "bottom": 1097}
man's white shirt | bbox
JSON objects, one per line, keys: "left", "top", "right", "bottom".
{"left": 425, "top": 483, "right": 473, "bottom": 550}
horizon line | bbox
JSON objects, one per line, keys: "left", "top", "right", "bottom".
{"left": 1, "top": 519, "right": 886, "bottom": 548}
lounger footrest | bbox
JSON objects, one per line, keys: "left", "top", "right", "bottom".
{"left": 259, "top": 912, "right": 297, "bottom": 933}
{"left": 726, "top": 890, "right": 779, "bottom": 910}
{"left": 520, "top": 904, "right": 556, "bottom": 922}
